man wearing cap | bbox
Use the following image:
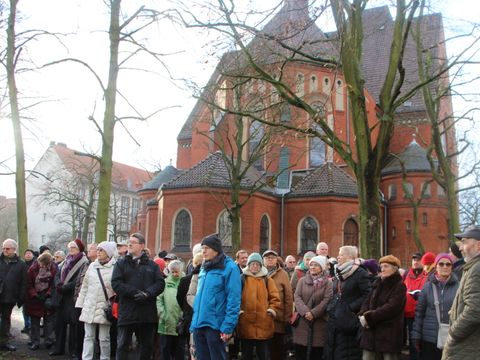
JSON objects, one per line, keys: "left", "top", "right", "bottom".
{"left": 190, "top": 234, "right": 241, "bottom": 360}
{"left": 263, "top": 249, "right": 293, "bottom": 360}
{"left": 403, "top": 252, "right": 428, "bottom": 360}
{"left": 116, "top": 240, "right": 128, "bottom": 258}
{"left": 112, "top": 232, "right": 165, "bottom": 360}
{"left": 442, "top": 225, "right": 480, "bottom": 360}
{"left": 449, "top": 241, "right": 465, "bottom": 280}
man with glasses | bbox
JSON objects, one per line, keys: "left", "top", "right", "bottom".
{"left": 112, "top": 233, "right": 165, "bottom": 360}
{"left": 0, "top": 238, "right": 27, "bottom": 351}
{"left": 443, "top": 225, "right": 480, "bottom": 359}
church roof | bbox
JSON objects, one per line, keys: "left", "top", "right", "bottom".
{"left": 161, "top": 151, "right": 275, "bottom": 194}
{"left": 382, "top": 140, "right": 435, "bottom": 175}
{"left": 288, "top": 162, "right": 358, "bottom": 198}
{"left": 139, "top": 165, "right": 181, "bottom": 192}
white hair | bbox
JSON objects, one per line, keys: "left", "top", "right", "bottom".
{"left": 3, "top": 238, "right": 18, "bottom": 250}
{"left": 339, "top": 245, "right": 358, "bottom": 259}
{"left": 168, "top": 259, "right": 184, "bottom": 272}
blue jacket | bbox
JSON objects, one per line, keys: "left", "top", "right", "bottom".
{"left": 190, "top": 254, "right": 241, "bottom": 334}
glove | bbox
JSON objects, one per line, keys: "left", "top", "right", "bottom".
{"left": 359, "top": 315, "right": 368, "bottom": 328}
{"left": 133, "top": 291, "right": 148, "bottom": 302}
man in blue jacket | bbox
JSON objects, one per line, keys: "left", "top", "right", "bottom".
{"left": 190, "top": 234, "right": 241, "bottom": 360}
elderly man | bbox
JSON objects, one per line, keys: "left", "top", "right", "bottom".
{"left": 86, "top": 242, "right": 97, "bottom": 262}
{"left": 442, "top": 225, "right": 480, "bottom": 360}
{"left": 284, "top": 255, "right": 296, "bottom": 279}
{"left": 116, "top": 239, "right": 128, "bottom": 258}
{"left": 0, "top": 239, "right": 27, "bottom": 351}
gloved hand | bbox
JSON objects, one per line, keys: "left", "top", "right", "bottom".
{"left": 359, "top": 315, "right": 368, "bottom": 328}
{"left": 133, "top": 291, "right": 148, "bottom": 302}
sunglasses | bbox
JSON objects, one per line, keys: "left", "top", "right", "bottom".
{"left": 437, "top": 262, "right": 452, "bottom": 267}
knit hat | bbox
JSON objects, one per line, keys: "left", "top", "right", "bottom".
{"left": 309, "top": 255, "right": 327, "bottom": 268}
{"left": 379, "top": 255, "right": 401, "bottom": 268}
{"left": 39, "top": 245, "right": 50, "bottom": 254}
{"left": 449, "top": 242, "right": 462, "bottom": 259}
{"left": 154, "top": 258, "right": 166, "bottom": 272}
{"left": 303, "top": 251, "right": 316, "bottom": 262}
{"left": 74, "top": 239, "right": 85, "bottom": 252}
{"left": 201, "top": 234, "right": 223, "bottom": 254}
{"left": 97, "top": 241, "right": 117, "bottom": 259}
{"left": 362, "top": 259, "right": 380, "bottom": 275}
{"left": 434, "top": 253, "right": 453, "bottom": 265}
{"left": 38, "top": 252, "right": 52, "bottom": 265}
{"left": 421, "top": 252, "right": 436, "bottom": 266}
{"left": 247, "top": 252, "right": 263, "bottom": 266}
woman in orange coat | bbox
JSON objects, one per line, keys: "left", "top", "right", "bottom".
{"left": 237, "top": 252, "right": 280, "bottom": 360}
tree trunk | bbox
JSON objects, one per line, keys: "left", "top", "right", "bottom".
{"left": 230, "top": 206, "right": 241, "bottom": 255}
{"left": 6, "top": 0, "right": 29, "bottom": 253}
{"left": 95, "top": 0, "right": 121, "bottom": 243}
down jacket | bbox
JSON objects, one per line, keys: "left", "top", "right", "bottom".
{"left": 411, "top": 274, "right": 459, "bottom": 344}
{"left": 269, "top": 265, "right": 293, "bottom": 334}
{"left": 359, "top": 272, "right": 407, "bottom": 354}
{"left": 442, "top": 254, "right": 480, "bottom": 360}
{"left": 237, "top": 266, "right": 280, "bottom": 340}
{"left": 75, "top": 257, "right": 116, "bottom": 324}
{"left": 404, "top": 268, "right": 428, "bottom": 318}
{"left": 111, "top": 252, "right": 165, "bottom": 326}
{"left": 293, "top": 270, "right": 333, "bottom": 348}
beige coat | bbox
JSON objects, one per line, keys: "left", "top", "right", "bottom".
{"left": 442, "top": 254, "right": 480, "bottom": 360}
{"left": 75, "top": 257, "right": 116, "bottom": 324}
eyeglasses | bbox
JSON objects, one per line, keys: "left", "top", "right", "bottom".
{"left": 437, "top": 262, "right": 452, "bottom": 267}
{"left": 128, "top": 241, "right": 140, "bottom": 245}
{"left": 2, "top": 247, "right": 12, "bottom": 250}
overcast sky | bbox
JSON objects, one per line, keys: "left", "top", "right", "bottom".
{"left": 0, "top": 0, "right": 479, "bottom": 198}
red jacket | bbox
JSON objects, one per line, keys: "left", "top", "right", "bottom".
{"left": 403, "top": 268, "right": 427, "bottom": 318}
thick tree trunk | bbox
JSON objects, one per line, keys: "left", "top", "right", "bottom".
{"left": 95, "top": 0, "right": 120, "bottom": 243}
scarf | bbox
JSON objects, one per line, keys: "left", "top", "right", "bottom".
{"left": 311, "top": 272, "right": 325, "bottom": 288}
{"left": 335, "top": 260, "right": 358, "bottom": 281}
{"left": 35, "top": 265, "right": 53, "bottom": 293}
{"left": 203, "top": 253, "right": 226, "bottom": 271}
{"left": 61, "top": 252, "right": 83, "bottom": 282}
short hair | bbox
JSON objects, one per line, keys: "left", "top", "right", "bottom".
{"left": 130, "top": 232, "right": 145, "bottom": 244}
{"left": 339, "top": 245, "right": 358, "bottom": 259}
{"left": 236, "top": 250, "right": 248, "bottom": 259}
{"left": 285, "top": 255, "right": 296, "bottom": 262}
{"left": 316, "top": 242, "right": 329, "bottom": 251}
{"left": 3, "top": 239, "right": 17, "bottom": 250}
{"left": 87, "top": 243, "right": 97, "bottom": 250}
{"left": 158, "top": 250, "right": 168, "bottom": 258}
{"left": 168, "top": 259, "right": 184, "bottom": 272}
{"left": 54, "top": 250, "right": 65, "bottom": 259}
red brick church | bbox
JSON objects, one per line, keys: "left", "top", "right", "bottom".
{"left": 134, "top": 1, "right": 456, "bottom": 264}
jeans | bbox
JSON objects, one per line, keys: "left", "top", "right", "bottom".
{"left": 0, "top": 303, "right": 14, "bottom": 346}
{"left": 116, "top": 323, "right": 156, "bottom": 360}
{"left": 83, "top": 323, "right": 111, "bottom": 360}
{"left": 193, "top": 327, "right": 228, "bottom": 360}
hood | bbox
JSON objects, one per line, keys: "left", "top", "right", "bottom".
{"left": 243, "top": 265, "right": 268, "bottom": 278}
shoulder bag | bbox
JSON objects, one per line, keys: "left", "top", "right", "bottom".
{"left": 432, "top": 283, "right": 449, "bottom": 350}
{"left": 96, "top": 268, "right": 117, "bottom": 323}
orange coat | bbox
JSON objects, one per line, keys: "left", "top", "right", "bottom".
{"left": 269, "top": 266, "right": 293, "bottom": 334}
{"left": 237, "top": 267, "right": 281, "bottom": 340}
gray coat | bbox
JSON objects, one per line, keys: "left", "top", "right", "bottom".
{"left": 411, "top": 274, "right": 459, "bottom": 344}
{"left": 442, "top": 254, "right": 480, "bottom": 360}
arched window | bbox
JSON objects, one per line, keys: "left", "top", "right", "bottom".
{"left": 260, "top": 215, "right": 270, "bottom": 254}
{"left": 299, "top": 216, "right": 318, "bottom": 253}
{"left": 249, "top": 121, "right": 265, "bottom": 171}
{"left": 388, "top": 184, "right": 397, "bottom": 200}
{"left": 404, "top": 183, "right": 414, "bottom": 198}
{"left": 296, "top": 73, "right": 305, "bottom": 97}
{"left": 343, "top": 218, "right": 359, "bottom": 246}
{"left": 280, "top": 104, "right": 291, "bottom": 122}
{"left": 310, "top": 75, "right": 318, "bottom": 92}
{"left": 173, "top": 209, "right": 191, "bottom": 246}
{"left": 218, "top": 210, "right": 233, "bottom": 247}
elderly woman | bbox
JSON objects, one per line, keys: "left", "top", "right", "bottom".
{"left": 157, "top": 259, "right": 186, "bottom": 360}
{"left": 50, "top": 239, "right": 89, "bottom": 357}
{"left": 262, "top": 250, "right": 293, "bottom": 360}
{"left": 25, "top": 251, "right": 57, "bottom": 350}
{"left": 290, "top": 251, "right": 315, "bottom": 292}
{"left": 411, "top": 253, "right": 459, "bottom": 360}
{"left": 359, "top": 255, "right": 407, "bottom": 360}
{"left": 324, "top": 246, "right": 371, "bottom": 360}
{"left": 237, "top": 252, "right": 280, "bottom": 360}
{"left": 75, "top": 241, "right": 117, "bottom": 360}
{"left": 293, "top": 255, "right": 333, "bottom": 359}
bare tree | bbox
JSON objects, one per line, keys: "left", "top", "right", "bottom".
{"left": 0, "top": 196, "right": 17, "bottom": 240}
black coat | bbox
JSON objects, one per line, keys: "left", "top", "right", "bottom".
{"left": 176, "top": 264, "right": 200, "bottom": 326}
{"left": 359, "top": 272, "right": 406, "bottom": 354}
{"left": 112, "top": 252, "right": 165, "bottom": 326}
{"left": 324, "top": 265, "right": 371, "bottom": 360}
{"left": 0, "top": 254, "right": 27, "bottom": 306}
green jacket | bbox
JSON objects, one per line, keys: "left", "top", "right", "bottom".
{"left": 442, "top": 254, "right": 480, "bottom": 360}
{"left": 157, "top": 274, "right": 182, "bottom": 335}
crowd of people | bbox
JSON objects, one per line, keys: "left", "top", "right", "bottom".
{"left": 0, "top": 224, "right": 479, "bottom": 360}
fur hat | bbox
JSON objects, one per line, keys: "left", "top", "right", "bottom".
{"left": 421, "top": 252, "right": 436, "bottom": 266}
{"left": 201, "top": 234, "right": 223, "bottom": 254}
{"left": 247, "top": 252, "right": 263, "bottom": 266}
{"left": 379, "top": 255, "right": 401, "bottom": 268}
{"left": 38, "top": 252, "right": 52, "bottom": 265}
{"left": 309, "top": 255, "right": 327, "bottom": 268}
{"left": 97, "top": 241, "right": 117, "bottom": 259}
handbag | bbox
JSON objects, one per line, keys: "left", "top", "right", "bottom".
{"left": 432, "top": 284, "right": 449, "bottom": 349}
{"left": 96, "top": 268, "right": 116, "bottom": 323}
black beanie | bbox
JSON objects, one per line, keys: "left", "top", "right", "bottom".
{"left": 39, "top": 245, "right": 50, "bottom": 254}
{"left": 449, "top": 242, "right": 462, "bottom": 259}
{"left": 201, "top": 234, "right": 223, "bottom": 254}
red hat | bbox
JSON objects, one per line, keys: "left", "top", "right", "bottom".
{"left": 74, "top": 239, "right": 85, "bottom": 253}
{"left": 154, "top": 258, "right": 166, "bottom": 272}
{"left": 421, "top": 252, "right": 436, "bottom": 266}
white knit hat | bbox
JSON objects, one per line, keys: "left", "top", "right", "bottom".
{"left": 97, "top": 241, "right": 117, "bottom": 259}
{"left": 309, "top": 255, "right": 327, "bottom": 268}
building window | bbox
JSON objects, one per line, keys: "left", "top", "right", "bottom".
{"left": 43, "top": 213, "right": 47, "bottom": 221}
{"left": 218, "top": 210, "right": 233, "bottom": 247}
{"left": 343, "top": 218, "right": 359, "bottom": 246}
{"left": 120, "top": 196, "right": 131, "bottom": 231}
{"left": 131, "top": 199, "right": 139, "bottom": 227}
{"left": 310, "top": 75, "right": 318, "bottom": 92}
{"left": 109, "top": 234, "right": 115, "bottom": 242}
{"left": 388, "top": 184, "right": 397, "bottom": 200}
{"left": 422, "top": 182, "right": 431, "bottom": 198}
{"left": 309, "top": 123, "right": 326, "bottom": 167}
{"left": 249, "top": 121, "right": 265, "bottom": 171}
{"left": 260, "top": 215, "right": 270, "bottom": 254}
{"left": 299, "top": 216, "right": 318, "bottom": 253}
{"left": 406, "top": 220, "right": 412, "bottom": 233}
{"left": 296, "top": 73, "right": 305, "bottom": 97}
{"left": 392, "top": 226, "right": 397, "bottom": 239}
{"left": 422, "top": 212, "right": 428, "bottom": 225}
{"left": 404, "top": 183, "right": 414, "bottom": 198}
{"left": 335, "top": 79, "right": 345, "bottom": 111}
{"left": 87, "top": 232, "right": 93, "bottom": 242}
{"left": 41, "top": 235, "right": 46, "bottom": 243}
{"left": 437, "top": 184, "right": 446, "bottom": 198}
{"left": 280, "top": 104, "right": 291, "bottom": 122}
{"left": 173, "top": 209, "right": 191, "bottom": 247}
